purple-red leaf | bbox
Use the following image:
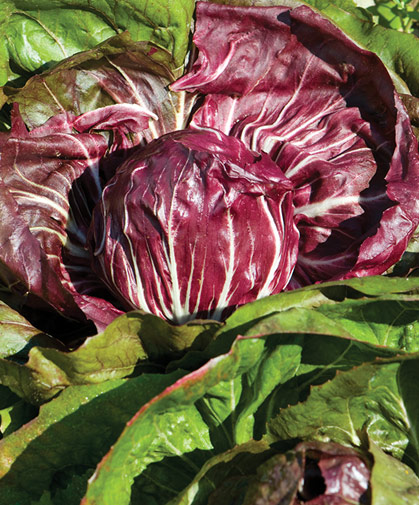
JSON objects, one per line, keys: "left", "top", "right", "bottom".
{"left": 173, "top": 2, "right": 419, "bottom": 287}
{"left": 88, "top": 129, "right": 299, "bottom": 323}
{"left": 243, "top": 441, "right": 370, "bottom": 505}
{"left": 0, "top": 106, "right": 130, "bottom": 328}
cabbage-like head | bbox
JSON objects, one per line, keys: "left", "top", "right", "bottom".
{"left": 88, "top": 129, "right": 299, "bottom": 323}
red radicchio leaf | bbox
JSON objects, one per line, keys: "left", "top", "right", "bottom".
{"left": 0, "top": 104, "right": 159, "bottom": 329}
{"left": 88, "top": 128, "right": 299, "bottom": 323}
{"left": 172, "top": 2, "right": 419, "bottom": 288}
{"left": 297, "top": 442, "right": 370, "bottom": 504}
{"left": 241, "top": 441, "right": 370, "bottom": 505}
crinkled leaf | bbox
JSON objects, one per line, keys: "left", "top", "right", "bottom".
{"left": 0, "top": 308, "right": 218, "bottom": 405}
{"left": 212, "top": 0, "right": 419, "bottom": 96}
{"left": 302, "top": 0, "right": 419, "bottom": 96}
{"left": 0, "top": 36, "right": 197, "bottom": 330}
{"left": 3, "top": 2, "right": 418, "bottom": 332}
{"left": 267, "top": 354, "right": 419, "bottom": 473}
{"left": 168, "top": 276, "right": 419, "bottom": 375}
{"left": 0, "top": 313, "right": 148, "bottom": 404}
{"left": 0, "top": 371, "right": 184, "bottom": 504}
{"left": 0, "top": 0, "right": 194, "bottom": 86}
{"left": 208, "top": 275, "right": 419, "bottom": 357}
{"left": 121, "top": 312, "right": 221, "bottom": 362}
{"left": 0, "top": 111, "right": 116, "bottom": 326}
{"left": 0, "top": 177, "right": 91, "bottom": 323}
{"left": 81, "top": 336, "right": 303, "bottom": 505}
{"left": 173, "top": 3, "right": 419, "bottom": 287}
{"left": 81, "top": 330, "right": 403, "bottom": 505}
{"left": 232, "top": 296, "right": 419, "bottom": 353}
{"left": 0, "top": 305, "right": 411, "bottom": 503}
{"left": 89, "top": 129, "right": 299, "bottom": 324}
{"left": 5, "top": 33, "right": 196, "bottom": 134}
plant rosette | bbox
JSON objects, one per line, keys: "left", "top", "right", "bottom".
{"left": 0, "top": 3, "right": 419, "bottom": 504}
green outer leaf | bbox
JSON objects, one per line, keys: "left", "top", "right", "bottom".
{"left": 267, "top": 354, "right": 419, "bottom": 473}
{"left": 369, "top": 440, "right": 419, "bottom": 504}
{"left": 209, "top": 276, "right": 419, "bottom": 357}
{"left": 0, "top": 0, "right": 194, "bottom": 86}
{"left": 122, "top": 312, "right": 221, "bottom": 362}
{"left": 4, "top": 32, "right": 198, "bottom": 142}
{"left": 221, "top": 276, "right": 419, "bottom": 329}
{"left": 81, "top": 330, "right": 405, "bottom": 505}
{"left": 0, "top": 385, "right": 37, "bottom": 438}
{"left": 168, "top": 276, "right": 419, "bottom": 380}
{"left": 0, "top": 300, "right": 62, "bottom": 359}
{"left": 81, "top": 336, "right": 303, "bottom": 505}
{"left": 166, "top": 440, "right": 272, "bottom": 505}
{"left": 303, "top": 0, "right": 419, "bottom": 96}
{"left": 0, "top": 308, "right": 219, "bottom": 405}
{"left": 0, "top": 370, "right": 184, "bottom": 504}
{"left": 317, "top": 275, "right": 419, "bottom": 296}
{"left": 0, "top": 320, "right": 410, "bottom": 503}
{"left": 0, "top": 311, "right": 148, "bottom": 404}
{"left": 313, "top": 295, "right": 419, "bottom": 350}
